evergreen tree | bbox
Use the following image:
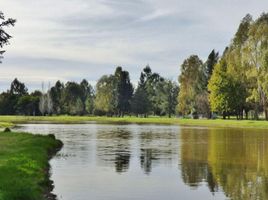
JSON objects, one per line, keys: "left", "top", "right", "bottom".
{"left": 131, "top": 72, "right": 150, "bottom": 117}
{"left": 114, "top": 67, "right": 133, "bottom": 116}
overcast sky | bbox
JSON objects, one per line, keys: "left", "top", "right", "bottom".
{"left": 1, "top": 0, "right": 268, "bottom": 91}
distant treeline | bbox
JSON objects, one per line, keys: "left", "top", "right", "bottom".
{"left": 0, "top": 66, "right": 178, "bottom": 117}
{"left": 2, "top": 12, "right": 268, "bottom": 119}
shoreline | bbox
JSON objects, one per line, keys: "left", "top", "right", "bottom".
{"left": 45, "top": 135, "right": 63, "bottom": 200}
{"left": 2, "top": 115, "right": 268, "bottom": 129}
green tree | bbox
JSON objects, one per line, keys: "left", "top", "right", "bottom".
{"left": 131, "top": 87, "right": 150, "bottom": 117}
{"left": 139, "top": 65, "right": 165, "bottom": 115}
{"left": 114, "top": 67, "right": 133, "bottom": 116}
{"left": 208, "top": 58, "right": 245, "bottom": 119}
{"left": 62, "top": 82, "right": 83, "bottom": 115}
{"left": 50, "top": 81, "right": 64, "bottom": 114}
{"left": 233, "top": 14, "right": 252, "bottom": 47}
{"left": 0, "top": 79, "right": 28, "bottom": 115}
{"left": 178, "top": 55, "right": 206, "bottom": 117}
{"left": 131, "top": 71, "right": 150, "bottom": 117}
{"left": 10, "top": 78, "right": 28, "bottom": 96}
{"left": 16, "top": 95, "right": 39, "bottom": 115}
{"left": 0, "top": 92, "right": 17, "bottom": 114}
{"left": 207, "top": 14, "right": 253, "bottom": 119}
{"left": 80, "top": 79, "right": 94, "bottom": 115}
{"left": 205, "top": 50, "right": 219, "bottom": 84}
{"left": 230, "top": 14, "right": 252, "bottom": 119}
{"left": 85, "top": 96, "right": 94, "bottom": 115}
{"left": 94, "top": 75, "right": 117, "bottom": 115}
{"left": 242, "top": 13, "right": 268, "bottom": 119}
{"left": 69, "top": 98, "right": 84, "bottom": 115}
{"left": 157, "top": 80, "right": 179, "bottom": 117}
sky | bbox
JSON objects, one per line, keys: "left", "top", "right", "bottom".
{"left": 1, "top": 0, "right": 268, "bottom": 91}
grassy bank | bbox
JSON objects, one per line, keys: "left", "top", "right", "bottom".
{"left": 0, "top": 132, "right": 63, "bottom": 200}
{"left": 1, "top": 115, "right": 268, "bottom": 128}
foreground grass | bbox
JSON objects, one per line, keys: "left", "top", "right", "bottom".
{"left": 1, "top": 115, "right": 268, "bottom": 128}
{"left": 0, "top": 132, "right": 62, "bottom": 200}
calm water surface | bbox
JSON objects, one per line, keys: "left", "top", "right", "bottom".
{"left": 14, "top": 124, "right": 268, "bottom": 200}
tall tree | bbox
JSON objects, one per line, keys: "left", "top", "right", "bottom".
{"left": 157, "top": 80, "right": 179, "bottom": 117}
{"left": 231, "top": 14, "right": 252, "bottom": 119}
{"left": 242, "top": 13, "right": 268, "bottom": 119}
{"left": 205, "top": 50, "right": 219, "bottom": 84}
{"left": 207, "top": 14, "right": 253, "bottom": 119}
{"left": 80, "top": 79, "right": 94, "bottom": 115}
{"left": 50, "top": 80, "right": 64, "bottom": 114}
{"left": 208, "top": 58, "right": 244, "bottom": 119}
{"left": 131, "top": 72, "right": 150, "bottom": 117}
{"left": 94, "top": 75, "right": 117, "bottom": 116}
{"left": 178, "top": 55, "right": 206, "bottom": 117}
{"left": 140, "top": 65, "right": 164, "bottom": 115}
{"left": 62, "top": 81, "right": 83, "bottom": 115}
{"left": 114, "top": 67, "right": 133, "bottom": 116}
{"left": 233, "top": 14, "right": 253, "bottom": 47}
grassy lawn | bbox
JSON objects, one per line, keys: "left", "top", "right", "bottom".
{"left": 0, "top": 132, "right": 62, "bottom": 200}
{"left": 1, "top": 115, "right": 268, "bottom": 128}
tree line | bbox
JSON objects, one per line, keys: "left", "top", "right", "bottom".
{"left": 0, "top": 66, "right": 179, "bottom": 117}
{"left": 178, "top": 13, "right": 268, "bottom": 120}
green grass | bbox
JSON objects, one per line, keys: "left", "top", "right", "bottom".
{"left": 0, "top": 122, "right": 14, "bottom": 128}
{"left": 1, "top": 115, "right": 268, "bottom": 129}
{"left": 0, "top": 132, "right": 63, "bottom": 200}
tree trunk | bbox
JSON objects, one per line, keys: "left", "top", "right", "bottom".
{"left": 208, "top": 112, "right": 212, "bottom": 119}
{"left": 245, "top": 110, "right": 248, "bottom": 120}
{"left": 254, "top": 104, "right": 259, "bottom": 120}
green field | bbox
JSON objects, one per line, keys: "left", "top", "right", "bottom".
{"left": 0, "top": 132, "right": 62, "bottom": 200}
{"left": 2, "top": 115, "right": 268, "bottom": 129}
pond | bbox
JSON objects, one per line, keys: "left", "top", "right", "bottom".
{"left": 14, "top": 124, "right": 268, "bottom": 200}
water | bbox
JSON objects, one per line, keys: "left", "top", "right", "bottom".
{"left": 14, "top": 124, "right": 268, "bottom": 200}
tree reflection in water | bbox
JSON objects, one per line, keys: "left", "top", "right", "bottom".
{"left": 139, "top": 130, "right": 178, "bottom": 174}
{"left": 96, "top": 128, "right": 132, "bottom": 173}
{"left": 180, "top": 127, "right": 268, "bottom": 200}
